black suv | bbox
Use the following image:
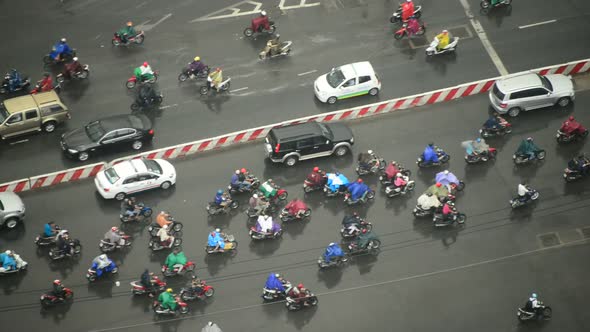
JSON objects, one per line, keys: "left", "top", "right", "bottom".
{"left": 264, "top": 122, "right": 354, "bottom": 166}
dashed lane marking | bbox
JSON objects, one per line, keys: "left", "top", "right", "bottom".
{"left": 297, "top": 69, "right": 317, "bottom": 76}
{"left": 158, "top": 104, "right": 178, "bottom": 110}
{"left": 9, "top": 139, "right": 28, "bottom": 145}
{"left": 232, "top": 87, "right": 249, "bottom": 92}
{"left": 519, "top": 19, "right": 557, "bottom": 30}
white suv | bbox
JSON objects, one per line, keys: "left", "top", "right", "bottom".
{"left": 95, "top": 159, "right": 176, "bottom": 200}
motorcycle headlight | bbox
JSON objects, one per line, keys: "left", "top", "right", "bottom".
{"left": 68, "top": 149, "right": 78, "bottom": 154}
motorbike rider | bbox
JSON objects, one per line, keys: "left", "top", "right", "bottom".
{"left": 347, "top": 178, "right": 370, "bottom": 202}
{"left": 416, "top": 192, "right": 442, "bottom": 211}
{"left": 483, "top": 113, "right": 503, "bottom": 130}
{"left": 515, "top": 137, "right": 542, "bottom": 160}
{"left": 208, "top": 228, "right": 225, "bottom": 252}
{"left": 231, "top": 169, "right": 251, "bottom": 191}
{"left": 289, "top": 283, "right": 311, "bottom": 306}
{"left": 284, "top": 198, "right": 308, "bottom": 219}
{"left": 36, "top": 73, "right": 53, "bottom": 93}
{"left": 306, "top": 166, "right": 326, "bottom": 187}
{"left": 7, "top": 69, "right": 22, "bottom": 92}
{"left": 140, "top": 269, "right": 157, "bottom": 297}
{"left": 104, "top": 226, "right": 126, "bottom": 246}
{"left": 252, "top": 10, "right": 271, "bottom": 32}
{"left": 53, "top": 38, "right": 73, "bottom": 61}
{"left": 434, "top": 30, "right": 451, "bottom": 51}
{"left": 189, "top": 276, "right": 205, "bottom": 294}
{"left": 441, "top": 200, "right": 455, "bottom": 222}
{"left": 0, "top": 250, "right": 16, "bottom": 272}
{"left": 208, "top": 67, "right": 224, "bottom": 92}
{"left": 401, "top": 0, "right": 415, "bottom": 22}
{"left": 323, "top": 242, "right": 345, "bottom": 263}
{"left": 326, "top": 172, "right": 349, "bottom": 194}
{"left": 264, "top": 34, "right": 281, "bottom": 56}
{"left": 56, "top": 232, "right": 74, "bottom": 256}
{"left": 156, "top": 211, "right": 173, "bottom": 229}
{"left": 91, "top": 254, "right": 115, "bottom": 276}
{"left": 121, "top": 197, "right": 140, "bottom": 219}
{"left": 137, "top": 84, "right": 158, "bottom": 105}
{"left": 64, "top": 57, "right": 84, "bottom": 78}
{"left": 118, "top": 21, "right": 137, "bottom": 44}
{"left": 517, "top": 182, "right": 534, "bottom": 202}
{"left": 523, "top": 293, "right": 543, "bottom": 315}
{"left": 350, "top": 228, "right": 378, "bottom": 250}
{"left": 51, "top": 279, "right": 68, "bottom": 298}
{"left": 249, "top": 193, "right": 269, "bottom": 215}
{"left": 569, "top": 154, "right": 590, "bottom": 174}
{"left": 134, "top": 62, "right": 154, "bottom": 82}
{"left": 256, "top": 214, "right": 277, "bottom": 233}
{"left": 165, "top": 247, "right": 188, "bottom": 272}
{"left": 560, "top": 116, "right": 586, "bottom": 137}
{"left": 384, "top": 161, "right": 400, "bottom": 182}
{"left": 393, "top": 172, "right": 409, "bottom": 190}
{"left": 44, "top": 221, "right": 58, "bottom": 237}
{"left": 158, "top": 288, "right": 177, "bottom": 312}
{"left": 342, "top": 212, "right": 363, "bottom": 235}
{"left": 260, "top": 178, "right": 280, "bottom": 200}
{"left": 214, "top": 189, "right": 230, "bottom": 209}
{"left": 464, "top": 137, "right": 489, "bottom": 157}
{"left": 357, "top": 150, "right": 378, "bottom": 172}
{"left": 188, "top": 56, "right": 207, "bottom": 76}
{"left": 265, "top": 273, "right": 287, "bottom": 293}
{"left": 422, "top": 143, "right": 440, "bottom": 165}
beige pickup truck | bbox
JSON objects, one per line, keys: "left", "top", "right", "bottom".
{"left": 0, "top": 91, "right": 70, "bottom": 139}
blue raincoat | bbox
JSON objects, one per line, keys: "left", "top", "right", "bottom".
{"left": 44, "top": 223, "right": 55, "bottom": 237}
{"left": 324, "top": 243, "right": 344, "bottom": 263}
{"left": 0, "top": 253, "right": 16, "bottom": 270}
{"left": 50, "top": 42, "right": 72, "bottom": 59}
{"left": 435, "top": 171, "right": 459, "bottom": 186}
{"left": 214, "top": 193, "right": 224, "bottom": 205}
{"left": 91, "top": 260, "right": 116, "bottom": 277}
{"left": 422, "top": 146, "right": 439, "bottom": 163}
{"left": 230, "top": 174, "right": 240, "bottom": 186}
{"left": 326, "top": 173, "right": 349, "bottom": 193}
{"left": 208, "top": 232, "right": 225, "bottom": 249}
{"left": 264, "top": 273, "right": 285, "bottom": 292}
{"left": 347, "top": 182, "right": 369, "bottom": 201}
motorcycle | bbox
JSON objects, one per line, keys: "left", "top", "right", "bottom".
{"left": 30, "top": 80, "right": 61, "bottom": 95}
{"left": 99, "top": 235, "right": 132, "bottom": 253}
{"left": 200, "top": 76, "right": 231, "bottom": 95}
{"left": 433, "top": 211, "right": 466, "bottom": 227}
{"left": 130, "top": 93, "right": 163, "bottom": 111}
{"left": 303, "top": 175, "right": 327, "bottom": 193}
{"left": 120, "top": 203, "right": 153, "bottom": 222}
{"left": 0, "top": 260, "right": 27, "bottom": 275}
{"left": 480, "top": 118, "right": 512, "bottom": 138}
{"left": 344, "top": 189, "right": 376, "bottom": 206}
{"left": 379, "top": 167, "right": 411, "bottom": 187}
{"left": 244, "top": 20, "right": 276, "bottom": 37}
{"left": 510, "top": 189, "right": 540, "bottom": 209}
{"left": 35, "top": 227, "right": 62, "bottom": 246}
{"left": 259, "top": 41, "right": 292, "bottom": 60}
{"left": 180, "top": 282, "right": 215, "bottom": 301}
{"left": 413, "top": 204, "right": 436, "bottom": 217}
{"left": 149, "top": 236, "right": 183, "bottom": 251}
{"left": 40, "top": 287, "right": 73, "bottom": 307}
{"left": 148, "top": 220, "right": 183, "bottom": 237}
{"left": 206, "top": 199, "right": 239, "bottom": 216}
{"left": 126, "top": 71, "right": 159, "bottom": 89}
{"left": 246, "top": 205, "right": 275, "bottom": 219}
{"left": 112, "top": 31, "right": 145, "bottom": 46}
{"left": 513, "top": 150, "right": 546, "bottom": 165}
{"left": 465, "top": 148, "right": 497, "bottom": 164}
{"left": 0, "top": 75, "right": 30, "bottom": 94}
{"left": 56, "top": 64, "right": 90, "bottom": 83}
{"left": 385, "top": 180, "right": 416, "bottom": 198}
{"left": 318, "top": 255, "right": 349, "bottom": 269}
{"left": 417, "top": 148, "right": 450, "bottom": 167}
{"left": 340, "top": 220, "right": 373, "bottom": 239}
{"left": 228, "top": 175, "right": 261, "bottom": 194}
{"left": 563, "top": 167, "right": 586, "bottom": 182}
{"left": 162, "top": 261, "right": 196, "bottom": 277}
{"left": 130, "top": 276, "right": 167, "bottom": 296}
{"left": 249, "top": 226, "right": 282, "bottom": 240}
{"left": 356, "top": 157, "right": 386, "bottom": 176}
{"left": 86, "top": 262, "right": 118, "bottom": 282}
{"left": 517, "top": 303, "right": 552, "bottom": 322}
{"left": 426, "top": 37, "right": 459, "bottom": 56}
{"left": 286, "top": 291, "right": 318, "bottom": 311}
{"left": 43, "top": 48, "right": 77, "bottom": 65}
{"left": 390, "top": 5, "right": 422, "bottom": 23}
{"left": 556, "top": 129, "right": 588, "bottom": 143}
{"left": 347, "top": 239, "right": 381, "bottom": 256}
{"left": 481, "top": 0, "right": 512, "bottom": 13}
{"left": 394, "top": 20, "right": 426, "bottom": 40}
{"left": 205, "top": 234, "right": 238, "bottom": 254}
{"left": 262, "top": 280, "right": 292, "bottom": 301}
{"left": 178, "top": 65, "right": 210, "bottom": 82}
{"left": 279, "top": 207, "right": 311, "bottom": 222}
{"left": 48, "top": 239, "right": 81, "bottom": 260}
{"left": 153, "top": 296, "right": 189, "bottom": 316}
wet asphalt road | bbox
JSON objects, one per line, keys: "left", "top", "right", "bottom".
{"left": 1, "top": 0, "right": 590, "bottom": 181}
{"left": 1, "top": 84, "right": 590, "bottom": 331}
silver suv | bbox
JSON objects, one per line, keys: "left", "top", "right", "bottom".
{"left": 489, "top": 73, "right": 575, "bottom": 117}
{"left": 0, "top": 192, "right": 25, "bottom": 229}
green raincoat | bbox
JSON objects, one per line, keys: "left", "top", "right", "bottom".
{"left": 165, "top": 252, "right": 187, "bottom": 269}
{"left": 158, "top": 291, "right": 177, "bottom": 310}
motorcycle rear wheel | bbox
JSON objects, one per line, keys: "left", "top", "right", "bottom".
{"left": 135, "top": 35, "right": 145, "bottom": 44}
{"left": 200, "top": 86, "right": 209, "bottom": 95}
{"left": 480, "top": 0, "right": 491, "bottom": 9}
{"left": 130, "top": 103, "right": 140, "bottom": 111}
{"left": 112, "top": 39, "right": 120, "bottom": 46}
{"left": 244, "top": 28, "right": 254, "bottom": 37}
{"left": 178, "top": 73, "right": 189, "bottom": 82}
{"left": 126, "top": 81, "right": 136, "bottom": 89}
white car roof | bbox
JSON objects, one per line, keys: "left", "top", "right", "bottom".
{"left": 338, "top": 61, "right": 375, "bottom": 78}
{"left": 111, "top": 159, "right": 148, "bottom": 177}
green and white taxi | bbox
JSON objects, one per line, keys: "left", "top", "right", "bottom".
{"left": 314, "top": 61, "right": 381, "bottom": 104}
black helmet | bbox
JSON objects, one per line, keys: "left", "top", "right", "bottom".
{"left": 428, "top": 142, "right": 434, "bottom": 147}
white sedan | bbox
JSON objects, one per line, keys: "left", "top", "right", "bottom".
{"left": 314, "top": 61, "right": 381, "bottom": 104}
{"left": 94, "top": 158, "right": 176, "bottom": 200}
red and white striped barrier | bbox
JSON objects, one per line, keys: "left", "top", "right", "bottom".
{"left": 2, "top": 59, "right": 589, "bottom": 193}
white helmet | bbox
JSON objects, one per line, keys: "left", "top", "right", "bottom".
{"left": 253, "top": 193, "right": 258, "bottom": 199}
{"left": 208, "top": 322, "right": 213, "bottom": 326}
{"left": 329, "top": 242, "right": 335, "bottom": 246}
{"left": 260, "top": 10, "right": 267, "bottom": 16}
{"left": 368, "top": 150, "right": 373, "bottom": 154}
{"left": 235, "top": 170, "right": 240, "bottom": 174}
{"left": 73, "top": 57, "right": 78, "bottom": 61}
{"left": 215, "top": 228, "right": 221, "bottom": 233}
{"left": 396, "top": 172, "right": 402, "bottom": 177}
{"left": 61, "top": 38, "right": 67, "bottom": 42}
{"left": 443, "top": 170, "right": 449, "bottom": 175}
{"left": 99, "top": 254, "right": 107, "bottom": 260}
{"left": 406, "top": 0, "right": 412, "bottom": 2}
{"left": 5, "top": 250, "right": 11, "bottom": 255}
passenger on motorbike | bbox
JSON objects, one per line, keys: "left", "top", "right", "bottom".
{"left": 324, "top": 242, "right": 344, "bottom": 263}
{"left": 347, "top": 178, "right": 370, "bottom": 201}
{"left": 44, "top": 221, "right": 58, "bottom": 237}
{"left": 104, "top": 226, "right": 126, "bottom": 246}
{"left": 165, "top": 247, "right": 187, "bottom": 271}
{"left": 416, "top": 192, "right": 442, "bottom": 210}
{"left": 188, "top": 56, "right": 207, "bottom": 76}
{"left": 231, "top": 169, "right": 251, "bottom": 191}
{"left": 53, "top": 38, "right": 73, "bottom": 61}
{"left": 357, "top": 150, "right": 378, "bottom": 172}
{"left": 523, "top": 293, "right": 542, "bottom": 315}
{"left": 441, "top": 201, "right": 455, "bottom": 221}
{"left": 118, "top": 22, "right": 137, "bottom": 44}
{"left": 284, "top": 199, "right": 308, "bottom": 219}
{"left": 158, "top": 288, "right": 177, "bottom": 311}
{"left": 134, "top": 62, "right": 154, "bottom": 82}
{"left": 384, "top": 161, "right": 400, "bottom": 181}
{"left": 7, "top": 69, "right": 22, "bottom": 92}
{"left": 208, "top": 67, "right": 223, "bottom": 91}
{"left": 256, "top": 214, "right": 281, "bottom": 234}
{"left": 156, "top": 224, "right": 175, "bottom": 248}
{"left": 518, "top": 182, "right": 534, "bottom": 202}
{"left": 516, "top": 137, "right": 541, "bottom": 160}
{"left": 64, "top": 57, "right": 83, "bottom": 78}
{"left": 208, "top": 229, "right": 226, "bottom": 252}
{"left": 264, "top": 34, "right": 281, "bottom": 56}
{"left": 91, "top": 254, "right": 115, "bottom": 276}
{"left": 435, "top": 30, "right": 450, "bottom": 51}
{"left": 560, "top": 116, "right": 586, "bottom": 136}
{"left": 342, "top": 212, "right": 362, "bottom": 235}
{"left": 307, "top": 166, "right": 326, "bottom": 187}
{"left": 0, "top": 250, "right": 16, "bottom": 272}
{"left": 140, "top": 269, "right": 157, "bottom": 297}
{"left": 406, "top": 17, "right": 420, "bottom": 35}
{"left": 121, "top": 197, "right": 139, "bottom": 218}
{"left": 56, "top": 232, "right": 74, "bottom": 256}
{"left": 252, "top": 10, "right": 271, "bottom": 32}
{"left": 401, "top": 0, "right": 415, "bottom": 21}
{"left": 393, "top": 172, "right": 408, "bottom": 189}
{"left": 351, "top": 228, "right": 378, "bottom": 250}
{"left": 156, "top": 211, "right": 173, "bottom": 228}
{"left": 51, "top": 279, "right": 67, "bottom": 298}
{"left": 422, "top": 143, "right": 440, "bottom": 164}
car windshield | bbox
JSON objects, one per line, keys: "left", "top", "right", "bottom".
{"left": 104, "top": 168, "right": 120, "bottom": 184}
{"left": 538, "top": 74, "right": 553, "bottom": 92}
{"left": 317, "top": 123, "right": 334, "bottom": 140}
{"left": 326, "top": 69, "right": 346, "bottom": 88}
{"left": 0, "top": 107, "right": 8, "bottom": 123}
{"left": 85, "top": 121, "right": 106, "bottom": 142}
{"left": 143, "top": 159, "right": 162, "bottom": 174}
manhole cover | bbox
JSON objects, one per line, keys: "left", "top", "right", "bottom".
{"left": 537, "top": 233, "right": 561, "bottom": 247}
{"left": 580, "top": 227, "right": 590, "bottom": 239}
{"left": 447, "top": 25, "right": 473, "bottom": 39}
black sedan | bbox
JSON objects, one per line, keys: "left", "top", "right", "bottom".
{"left": 60, "top": 114, "right": 154, "bottom": 161}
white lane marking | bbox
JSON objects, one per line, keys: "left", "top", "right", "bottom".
{"left": 94, "top": 34, "right": 101, "bottom": 40}
{"left": 458, "top": 0, "right": 509, "bottom": 76}
{"left": 518, "top": 19, "right": 557, "bottom": 29}
{"left": 190, "top": 1, "right": 263, "bottom": 23}
{"left": 88, "top": 239, "right": 589, "bottom": 332}
{"left": 9, "top": 139, "right": 28, "bottom": 145}
{"left": 158, "top": 103, "right": 178, "bottom": 110}
{"left": 232, "top": 87, "right": 249, "bottom": 92}
{"left": 279, "top": 0, "right": 321, "bottom": 10}
{"left": 136, "top": 13, "right": 172, "bottom": 32}
{"left": 297, "top": 69, "right": 317, "bottom": 76}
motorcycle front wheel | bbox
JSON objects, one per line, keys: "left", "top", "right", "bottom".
{"left": 480, "top": 0, "right": 491, "bottom": 9}
{"left": 394, "top": 31, "right": 405, "bottom": 40}
{"left": 199, "top": 86, "right": 209, "bottom": 95}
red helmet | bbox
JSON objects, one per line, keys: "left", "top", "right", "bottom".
{"left": 313, "top": 167, "right": 319, "bottom": 172}
{"left": 53, "top": 279, "right": 61, "bottom": 285}
{"left": 297, "top": 283, "right": 304, "bottom": 289}
{"left": 143, "top": 62, "right": 149, "bottom": 67}
{"left": 435, "top": 182, "right": 442, "bottom": 187}
{"left": 357, "top": 178, "right": 363, "bottom": 183}
{"left": 361, "top": 228, "right": 368, "bottom": 234}
{"left": 569, "top": 116, "right": 575, "bottom": 121}
{"left": 240, "top": 168, "right": 247, "bottom": 173}
{"left": 111, "top": 226, "right": 118, "bottom": 232}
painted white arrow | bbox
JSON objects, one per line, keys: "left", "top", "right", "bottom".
{"left": 190, "top": 1, "right": 263, "bottom": 23}
{"left": 136, "top": 13, "right": 173, "bottom": 32}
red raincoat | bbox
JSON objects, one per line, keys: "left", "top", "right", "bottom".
{"left": 385, "top": 163, "right": 399, "bottom": 180}
{"left": 252, "top": 16, "right": 270, "bottom": 32}
{"left": 285, "top": 199, "right": 307, "bottom": 216}
{"left": 561, "top": 120, "right": 586, "bottom": 135}
{"left": 401, "top": 1, "right": 415, "bottom": 21}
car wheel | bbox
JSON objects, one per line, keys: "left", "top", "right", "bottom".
{"left": 369, "top": 88, "right": 379, "bottom": 96}
{"left": 161, "top": 181, "right": 172, "bottom": 190}
{"left": 131, "top": 140, "right": 143, "bottom": 150}
{"left": 43, "top": 121, "right": 57, "bottom": 133}
{"left": 327, "top": 96, "right": 337, "bottom": 104}
{"left": 284, "top": 156, "right": 298, "bottom": 167}
{"left": 556, "top": 97, "right": 571, "bottom": 108}
{"left": 507, "top": 107, "right": 521, "bottom": 117}
{"left": 334, "top": 146, "right": 349, "bottom": 157}
{"left": 115, "top": 192, "right": 126, "bottom": 201}
{"left": 78, "top": 152, "right": 89, "bottom": 161}
{"left": 5, "top": 217, "right": 19, "bottom": 229}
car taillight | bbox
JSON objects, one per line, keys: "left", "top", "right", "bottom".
{"left": 148, "top": 129, "right": 154, "bottom": 135}
{"left": 103, "top": 188, "right": 110, "bottom": 192}
{"left": 499, "top": 103, "right": 507, "bottom": 108}
{"left": 274, "top": 143, "right": 280, "bottom": 153}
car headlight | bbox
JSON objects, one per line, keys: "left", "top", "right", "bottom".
{"left": 68, "top": 149, "right": 78, "bottom": 154}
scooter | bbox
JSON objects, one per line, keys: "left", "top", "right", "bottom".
{"left": 148, "top": 220, "right": 183, "bottom": 237}
{"left": 344, "top": 190, "right": 376, "bottom": 206}
{"left": 162, "top": 261, "right": 196, "bottom": 277}
{"left": 425, "top": 37, "right": 459, "bottom": 56}
{"left": 205, "top": 234, "right": 238, "bottom": 254}
{"left": 130, "top": 93, "right": 163, "bottom": 111}
{"left": 390, "top": 5, "right": 422, "bottom": 23}
{"left": 179, "top": 282, "right": 215, "bottom": 301}
{"left": 40, "top": 287, "right": 73, "bottom": 307}
{"left": 259, "top": 41, "right": 292, "bottom": 60}
{"left": 48, "top": 239, "right": 81, "bottom": 260}
{"left": 318, "top": 255, "right": 349, "bottom": 269}
{"left": 249, "top": 227, "right": 283, "bottom": 240}
{"left": 206, "top": 199, "right": 239, "bottom": 215}
{"left": 356, "top": 157, "right": 386, "bottom": 176}
{"left": 112, "top": 31, "right": 145, "bottom": 46}
{"left": 481, "top": 0, "right": 512, "bottom": 14}
{"left": 244, "top": 20, "right": 276, "bottom": 37}
{"left": 120, "top": 203, "right": 153, "bottom": 222}
{"left": 510, "top": 189, "right": 540, "bottom": 209}
{"left": 130, "top": 276, "right": 167, "bottom": 296}
{"left": 556, "top": 129, "right": 588, "bottom": 143}
{"left": 86, "top": 261, "right": 118, "bottom": 282}
{"left": 152, "top": 296, "right": 189, "bottom": 316}
{"left": 465, "top": 148, "right": 497, "bottom": 164}
{"left": 517, "top": 302, "right": 552, "bottom": 322}
{"left": 149, "top": 236, "right": 183, "bottom": 251}
{"left": 126, "top": 71, "right": 159, "bottom": 89}
{"left": 56, "top": 64, "right": 90, "bottom": 83}
{"left": 178, "top": 65, "right": 210, "bottom": 82}
{"left": 480, "top": 118, "right": 512, "bottom": 138}
{"left": 43, "top": 49, "right": 77, "bottom": 65}
{"left": 0, "top": 75, "right": 30, "bottom": 94}
{"left": 99, "top": 235, "right": 132, "bottom": 253}
{"left": 227, "top": 175, "right": 260, "bottom": 194}
{"left": 200, "top": 76, "right": 231, "bottom": 95}
{"left": 513, "top": 150, "right": 546, "bottom": 165}
{"left": 385, "top": 180, "right": 415, "bottom": 198}
{"left": 286, "top": 292, "right": 318, "bottom": 311}
{"left": 417, "top": 148, "right": 450, "bottom": 168}
{"left": 279, "top": 208, "right": 311, "bottom": 222}
{"left": 394, "top": 20, "right": 426, "bottom": 40}
{"left": 0, "top": 260, "right": 27, "bottom": 275}
{"left": 433, "top": 211, "right": 466, "bottom": 227}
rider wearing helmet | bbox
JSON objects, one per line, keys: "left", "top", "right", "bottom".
{"left": 53, "top": 38, "right": 73, "bottom": 61}
{"left": 51, "top": 279, "right": 67, "bottom": 298}
{"left": 252, "top": 10, "right": 271, "bottom": 32}
{"left": 323, "top": 242, "right": 345, "bottom": 263}
{"left": 158, "top": 288, "right": 178, "bottom": 311}
{"left": 214, "top": 189, "right": 229, "bottom": 208}
{"left": 65, "top": 57, "right": 84, "bottom": 78}
{"left": 306, "top": 166, "right": 325, "bottom": 188}
{"left": 393, "top": 172, "right": 408, "bottom": 189}
{"left": 347, "top": 178, "right": 370, "bottom": 201}
{"left": 156, "top": 211, "right": 173, "bottom": 228}
{"left": 104, "top": 226, "right": 125, "bottom": 246}
{"left": 524, "top": 293, "right": 542, "bottom": 315}
{"left": 37, "top": 73, "right": 53, "bottom": 93}
{"left": 384, "top": 161, "right": 400, "bottom": 181}
{"left": 188, "top": 56, "right": 207, "bottom": 76}
{"left": 441, "top": 200, "right": 455, "bottom": 220}
{"left": 265, "top": 33, "right": 281, "bottom": 56}
{"left": 118, "top": 21, "right": 137, "bottom": 44}
{"left": 401, "top": 0, "right": 415, "bottom": 22}
{"left": 516, "top": 137, "right": 541, "bottom": 160}
{"left": 560, "top": 115, "right": 586, "bottom": 136}
{"left": 422, "top": 142, "right": 440, "bottom": 164}
{"left": 207, "top": 67, "right": 223, "bottom": 91}
{"left": 7, "top": 69, "right": 22, "bottom": 92}
{"left": 435, "top": 30, "right": 451, "bottom": 51}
